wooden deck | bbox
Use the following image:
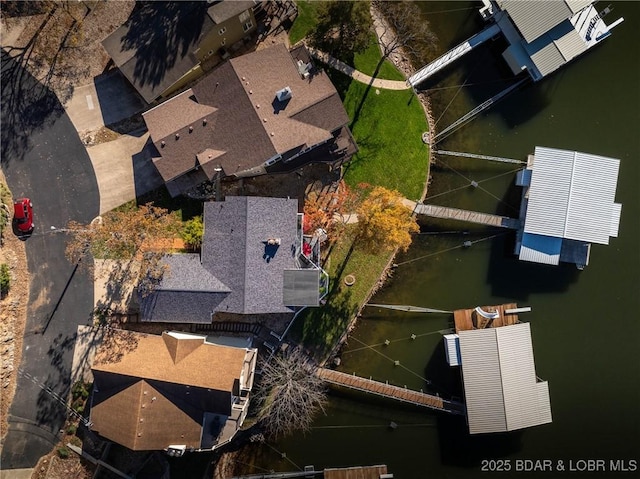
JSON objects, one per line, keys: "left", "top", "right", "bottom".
{"left": 453, "top": 303, "right": 520, "bottom": 332}
{"left": 317, "top": 368, "right": 465, "bottom": 415}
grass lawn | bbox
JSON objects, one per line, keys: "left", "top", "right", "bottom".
{"left": 290, "top": 225, "right": 393, "bottom": 360}
{"left": 352, "top": 34, "right": 406, "bottom": 81}
{"left": 290, "top": 32, "right": 430, "bottom": 357}
{"left": 289, "top": 0, "right": 319, "bottom": 45}
{"left": 341, "top": 79, "right": 429, "bottom": 201}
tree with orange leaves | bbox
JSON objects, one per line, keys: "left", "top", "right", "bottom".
{"left": 355, "top": 186, "right": 419, "bottom": 253}
{"left": 303, "top": 180, "right": 353, "bottom": 241}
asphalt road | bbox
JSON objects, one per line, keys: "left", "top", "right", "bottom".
{"left": 1, "top": 51, "right": 99, "bottom": 468}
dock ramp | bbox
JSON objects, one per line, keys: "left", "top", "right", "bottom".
{"left": 409, "top": 23, "right": 501, "bottom": 87}
{"left": 317, "top": 368, "right": 465, "bottom": 415}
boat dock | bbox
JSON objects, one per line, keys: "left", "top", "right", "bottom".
{"left": 406, "top": 201, "right": 520, "bottom": 229}
{"left": 316, "top": 368, "right": 465, "bottom": 415}
{"left": 453, "top": 302, "right": 522, "bottom": 332}
{"left": 408, "top": 23, "right": 501, "bottom": 87}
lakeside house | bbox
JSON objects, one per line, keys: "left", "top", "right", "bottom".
{"left": 102, "top": 0, "right": 260, "bottom": 104}
{"left": 142, "top": 43, "right": 357, "bottom": 197}
{"left": 139, "top": 196, "right": 328, "bottom": 324}
{"left": 515, "top": 146, "right": 622, "bottom": 268}
{"left": 90, "top": 330, "right": 257, "bottom": 453}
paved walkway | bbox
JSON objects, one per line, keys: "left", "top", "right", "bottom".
{"left": 307, "top": 47, "right": 410, "bottom": 90}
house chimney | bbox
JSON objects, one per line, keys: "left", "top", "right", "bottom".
{"left": 267, "top": 238, "right": 281, "bottom": 245}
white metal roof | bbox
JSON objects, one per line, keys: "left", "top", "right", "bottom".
{"left": 458, "top": 323, "right": 552, "bottom": 434}
{"left": 527, "top": 41, "right": 566, "bottom": 77}
{"left": 524, "top": 146, "right": 621, "bottom": 245}
{"left": 498, "top": 0, "right": 575, "bottom": 43}
{"left": 566, "top": 0, "right": 593, "bottom": 14}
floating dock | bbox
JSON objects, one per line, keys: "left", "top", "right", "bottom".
{"left": 453, "top": 302, "right": 521, "bottom": 332}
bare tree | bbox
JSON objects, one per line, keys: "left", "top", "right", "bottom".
{"left": 373, "top": 1, "right": 437, "bottom": 76}
{"left": 65, "top": 203, "right": 182, "bottom": 296}
{"left": 253, "top": 349, "right": 327, "bottom": 439}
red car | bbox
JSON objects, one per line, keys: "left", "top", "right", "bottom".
{"left": 13, "top": 198, "right": 34, "bottom": 234}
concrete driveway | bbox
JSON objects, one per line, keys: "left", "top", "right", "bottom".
{"left": 86, "top": 131, "right": 164, "bottom": 214}
{"left": 65, "top": 69, "right": 146, "bottom": 134}
{"left": 1, "top": 50, "right": 99, "bottom": 470}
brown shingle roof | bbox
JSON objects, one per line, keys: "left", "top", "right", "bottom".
{"left": 144, "top": 44, "right": 350, "bottom": 188}
{"left": 93, "top": 331, "right": 247, "bottom": 392}
{"left": 91, "top": 330, "right": 255, "bottom": 450}
{"left": 91, "top": 378, "right": 204, "bottom": 451}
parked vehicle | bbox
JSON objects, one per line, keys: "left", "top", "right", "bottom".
{"left": 13, "top": 198, "right": 34, "bottom": 233}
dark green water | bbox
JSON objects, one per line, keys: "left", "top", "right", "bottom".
{"left": 238, "top": 2, "right": 640, "bottom": 477}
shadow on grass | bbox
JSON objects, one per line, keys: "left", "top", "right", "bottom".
{"left": 297, "top": 287, "right": 358, "bottom": 362}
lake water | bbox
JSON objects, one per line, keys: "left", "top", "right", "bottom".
{"left": 234, "top": 2, "right": 640, "bottom": 477}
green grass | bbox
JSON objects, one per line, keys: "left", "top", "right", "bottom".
{"left": 289, "top": 0, "right": 319, "bottom": 45}
{"left": 290, "top": 225, "right": 393, "bottom": 359}
{"left": 352, "top": 34, "right": 406, "bottom": 81}
{"left": 342, "top": 78, "right": 429, "bottom": 200}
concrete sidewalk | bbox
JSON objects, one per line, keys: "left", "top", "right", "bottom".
{"left": 307, "top": 47, "right": 411, "bottom": 91}
{"left": 86, "top": 132, "right": 164, "bottom": 214}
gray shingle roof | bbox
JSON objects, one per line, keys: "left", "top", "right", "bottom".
{"left": 203, "top": 197, "right": 300, "bottom": 315}
{"left": 102, "top": 2, "right": 215, "bottom": 103}
{"left": 142, "top": 197, "right": 304, "bottom": 322}
{"left": 207, "top": 1, "right": 255, "bottom": 24}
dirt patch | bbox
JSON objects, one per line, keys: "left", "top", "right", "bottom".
{"left": 0, "top": 170, "right": 29, "bottom": 445}
{"left": 222, "top": 163, "right": 341, "bottom": 210}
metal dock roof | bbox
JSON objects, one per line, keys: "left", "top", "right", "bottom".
{"left": 524, "top": 146, "right": 621, "bottom": 245}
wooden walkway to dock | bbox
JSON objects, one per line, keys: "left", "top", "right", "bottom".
{"left": 412, "top": 202, "right": 520, "bottom": 229}
{"left": 317, "top": 368, "right": 465, "bottom": 415}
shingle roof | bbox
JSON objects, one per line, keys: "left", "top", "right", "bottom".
{"left": 102, "top": 2, "right": 215, "bottom": 103}
{"left": 141, "top": 197, "right": 303, "bottom": 322}
{"left": 90, "top": 329, "right": 253, "bottom": 450}
{"left": 202, "top": 196, "right": 300, "bottom": 314}
{"left": 207, "top": 0, "right": 255, "bottom": 24}
{"left": 93, "top": 330, "right": 247, "bottom": 391}
{"left": 144, "top": 44, "right": 350, "bottom": 184}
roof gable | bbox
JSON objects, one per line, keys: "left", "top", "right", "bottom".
{"left": 92, "top": 330, "right": 248, "bottom": 392}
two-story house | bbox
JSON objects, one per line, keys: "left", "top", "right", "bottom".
{"left": 142, "top": 43, "right": 357, "bottom": 197}
{"left": 102, "top": 0, "right": 259, "bottom": 104}
{"left": 90, "top": 330, "right": 257, "bottom": 453}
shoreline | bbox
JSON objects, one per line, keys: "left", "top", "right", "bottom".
{"left": 323, "top": 4, "right": 437, "bottom": 366}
